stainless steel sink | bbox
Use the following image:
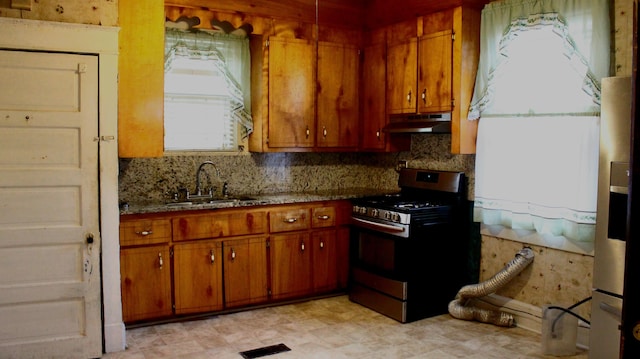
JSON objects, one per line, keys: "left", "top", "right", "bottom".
{"left": 165, "top": 196, "right": 257, "bottom": 207}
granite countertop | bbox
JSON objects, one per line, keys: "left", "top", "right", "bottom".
{"left": 120, "top": 188, "right": 398, "bottom": 215}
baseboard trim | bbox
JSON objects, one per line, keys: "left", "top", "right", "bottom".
{"left": 103, "top": 322, "right": 126, "bottom": 353}
{"left": 473, "top": 293, "right": 542, "bottom": 333}
{"left": 472, "top": 294, "right": 590, "bottom": 350}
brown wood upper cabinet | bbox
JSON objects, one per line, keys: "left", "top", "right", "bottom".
{"left": 385, "top": 7, "right": 480, "bottom": 154}
{"left": 250, "top": 35, "right": 361, "bottom": 152}
{"left": 418, "top": 30, "right": 453, "bottom": 114}
{"left": 317, "top": 41, "right": 360, "bottom": 149}
{"left": 387, "top": 30, "right": 453, "bottom": 115}
{"left": 387, "top": 37, "right": 419, "bottom": 115}
{"left": 265, "top": 37, "right": 316, "bottom": 149}
{"left": 361, "top": 29, "right": 411, "bottom": 152}
{"left": 118, "top": 0, "right": 164, "bottom": 158}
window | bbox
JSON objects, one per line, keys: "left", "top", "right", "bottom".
{"left": 164, "top": 25, "right": 253, "bottom": 152}
{"left": 165, "top": 57, "right": 236, "bottom": 150}
{"left": 469, "top": 0, "right": 610, "bottom": 254}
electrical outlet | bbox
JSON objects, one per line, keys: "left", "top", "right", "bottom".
{"left": 396, "top": 160, "right": 408, "bottom": 172}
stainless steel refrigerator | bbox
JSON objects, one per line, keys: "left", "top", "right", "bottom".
{"left": 590, "top": 76, "right": 632, "bottom": 359}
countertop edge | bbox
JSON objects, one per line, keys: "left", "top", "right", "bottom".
{"left": 120, "top": 188, "right": 398, "bottom": 216}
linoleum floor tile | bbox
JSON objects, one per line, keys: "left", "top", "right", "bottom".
{"left": 102, "top": 295, "right": 588, "bottom": 359}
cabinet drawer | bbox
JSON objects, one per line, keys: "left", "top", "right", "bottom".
{"left": 312, "top": 206, "right": 336, "bottom": 228}
{"left": 269, "top": 207, "right": 311, "bottom": 233}
{"left": 173, "top": 210, "right": 267, "bottom": 242}
{"left": 173, "top": 213, "right": 229, "bottom": 242}
{"left": 228, "top": 211, "right": 267, "bottom": 237}
{"left": 120, "top": 218, "right": 171, "bottom": 246}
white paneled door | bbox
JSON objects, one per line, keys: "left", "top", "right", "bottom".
{"left": 0, "top": 50, "right": 101, "bottom": 358}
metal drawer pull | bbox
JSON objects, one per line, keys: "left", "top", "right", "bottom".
{"left": 422, "top": 88, "right": 427, "bottom": 104}
{"left": 301, "top": 241, "right": 305, "bottom": 252}
{"left": 158, "top": 253, "right": 163, "bottom": 269}
{"left": 135, "top": 230, "right": 153, "bottom": 236}
{"left": 317, "top": 215, "right": 330, "bottom": 220}
{"left": 320, "top": 241, "right": 324, "bottom": 249}
{"left": 283, "top": 218, "right": 298, "bottom": 223}
{"left": 231, "top": 248, "right": 236, "bottom": 261}
{"left": 407, "top": 90, "right": 412, "bottom": 103}
{"left": 210, "top": 250, "right": 215, "bottom": 264}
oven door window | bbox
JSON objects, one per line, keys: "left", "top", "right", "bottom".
{"left": 357, "top": 231, "right": 396, "bottom": 273}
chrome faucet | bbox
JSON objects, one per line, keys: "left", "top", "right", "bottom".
{"left": 194, "top": 161, "right": 221, "bottom": 198}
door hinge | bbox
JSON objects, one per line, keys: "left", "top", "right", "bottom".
{"left": 170, "top": 248, "right": 174, "bottom": 257}
{"left": 451, "top": 98, "right": 456, "bottom": 108}
{"left": 452, "top": 32, "right": 456, "bottom": 41}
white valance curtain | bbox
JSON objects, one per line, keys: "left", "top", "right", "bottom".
{"left": 471, "top": 0, "right": 610, "bottom": 251}
{"left": 164, "top": 28, "right": 253, "bottom": 137}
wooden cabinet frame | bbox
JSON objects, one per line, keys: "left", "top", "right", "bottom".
{"left": 119, "top": 200, "right": 350, "bottom": 323}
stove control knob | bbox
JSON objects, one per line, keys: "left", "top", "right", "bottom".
{"left": 384, "top": 211, "right": 391, "bottom": 220}
{"left": 371, "top": 209, "right": 379, "bottom": 218}
{"left": 391, "top": 212, "right": 400, "bottom": 222}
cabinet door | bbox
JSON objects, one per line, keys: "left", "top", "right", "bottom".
{"left": 268, "top": 37, "right": 315, "bottom": 148}
{"left": 362, "top": 42, "right": 388, "bottom": 150}
{"left": 173, "top": 240, "right": 224, "bottom": 314}
{"left": 386, "top": 38, "right": 418, "bottom": 114}
{"left": 311, "top": 229, "right": 338, "bottom": 293}
{"left": 223, "top": 236, "right": 269, "bottom": 308}
{"left": 118, "top": 0, "right": 164, "bottom": 157}
{"left": 336, "top": 227, "right": 350, "bottom": 290}
{"left": 120, "top": 245, "right": 172, "bottom": 323}
{"left": 270, "top": 233, "right": 312, "bottom": 300}
{"left": 418, "top": 30, "right": 453, "bottom": 113}
{"left": 317, "top": 42, "right": 359, "bottom": 149}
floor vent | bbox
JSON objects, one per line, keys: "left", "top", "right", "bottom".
{"left": 239, "top": 343, "right": 291, "bottom": 358}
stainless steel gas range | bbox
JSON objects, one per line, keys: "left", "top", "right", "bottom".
{"left": 349, "top": 168, "right": 469, "bottom": 323}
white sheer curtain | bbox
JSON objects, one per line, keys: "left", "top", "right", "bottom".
{"left": 470, "top": 0, "right": 610, "bottom": 252}
{"left": 165, "top": 27, "right": 253, "bottom": 137}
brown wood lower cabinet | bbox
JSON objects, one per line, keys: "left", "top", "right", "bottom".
{"left": 311, "top": 229, "right": 338, "bottom": 293}
{"left": 270, "top": 232, "right": 313, "bottom": 300}
{"left": 119, "top": 200, "right": 350, "bottom": 324}
{"left": 120, "top": 245, "right": 172, "bottom": 323}
{"left": 223, "top": 236, "right": 269, "bottom": 308}
{"left": 173, "top": 240, "right": 224, "bottom": 315}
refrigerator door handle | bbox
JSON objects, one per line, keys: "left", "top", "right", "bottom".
{"left": 600, "top": 301, "right": 622, "bottom": 320}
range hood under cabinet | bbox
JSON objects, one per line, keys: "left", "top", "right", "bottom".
{"left": 383, "top": 113, "right": 452, "bottom": 134}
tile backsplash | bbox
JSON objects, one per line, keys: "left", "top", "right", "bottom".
{"left": 118, "top": 134, "right": 476, "bottom": 204}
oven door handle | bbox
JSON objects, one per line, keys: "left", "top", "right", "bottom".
{"left": 352, "top": 217, "right": 406, "bottom": 233}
